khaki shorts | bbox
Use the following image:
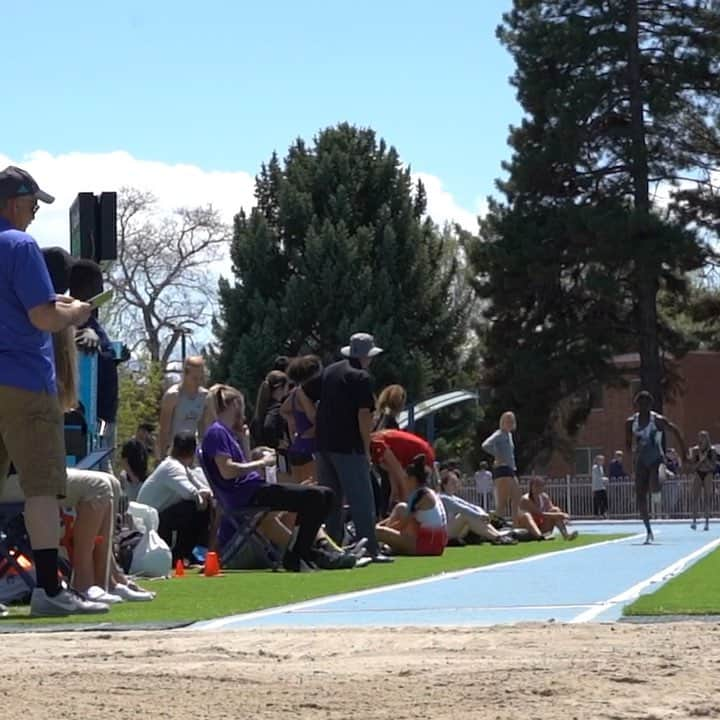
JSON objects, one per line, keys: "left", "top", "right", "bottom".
{"left": 64, "top": 469, "right": 115, "bottom": 508}
{"left": 0, "top": 385, "right": 67, "bottom": 499}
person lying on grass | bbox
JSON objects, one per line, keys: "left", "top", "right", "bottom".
{"left": 375, "top": 454, "right": 447, "bottom": 556}
{"left": 438, "top": 469, "right": 517, "bottom": 546}
{"left": 519, "top": 477, "right": 578, "bottom": 541}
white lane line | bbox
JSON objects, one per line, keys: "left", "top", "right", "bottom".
{"left": 292, "top": 603, "right": 597, "bottom": 615}
{"left": 570, "top": 536, "right": 720, "bottom": 623}
{"left": 189, "top": 533, "right": 642, "bottom": 631}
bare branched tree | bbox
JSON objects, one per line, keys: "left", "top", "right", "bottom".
{"left": 104, "top": 187, "right": 231, "bottom": 368}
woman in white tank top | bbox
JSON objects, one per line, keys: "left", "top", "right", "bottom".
{"left": 375, "top": 454, "right": 448, "bottom": 556}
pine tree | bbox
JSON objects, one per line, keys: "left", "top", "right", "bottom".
{"left": 212, "top": 123, "right": 473, "bottom": 404}
{"left": 466, "top": 0, "right": 720, "bottom": 468}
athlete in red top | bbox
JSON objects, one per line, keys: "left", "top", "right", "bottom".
{"left": 371, "top": 429, "right": 436, "bottom": 503}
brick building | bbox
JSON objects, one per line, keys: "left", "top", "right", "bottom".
{"left": 545, "top": 351, "right": 720, "bottom": 477}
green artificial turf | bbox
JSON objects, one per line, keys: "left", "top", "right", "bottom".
{"left": 2, "top": 534, "right": 622, "bottom": 627}
{"left": 624, "top": 545, "right": 720, "bottom": 616}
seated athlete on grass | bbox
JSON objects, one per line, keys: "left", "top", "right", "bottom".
{"left": 519, "top": 477, "right": 578, "bottom": 541}
{"left": 375, "top": 454, "right": 447, "bottom": 556}
{"left": 438, "top": 469, "right": 517, "bottom": 546}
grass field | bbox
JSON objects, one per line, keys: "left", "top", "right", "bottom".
{"left": 1, "top": 534, "right": 621, "bottom": 627}
{"left": 624, "top": 545, "right": 720, "bottom": 616}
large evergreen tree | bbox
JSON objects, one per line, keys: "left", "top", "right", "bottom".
{"left": 212, "top": 124, "right": 473, "bottom": 405}
{"left": 467, "top": 0, "right": 720, "bottom": 468}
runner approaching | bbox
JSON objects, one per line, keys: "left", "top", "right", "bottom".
{"left": 688, "top": 430, "right": 716, "bottom": 532}
{"left": 625, "top": 391, "right": 686, "bottom": 544}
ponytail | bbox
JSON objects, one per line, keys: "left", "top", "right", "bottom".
{"left": 254, "top": 380, "right": 272, "bottom": 426}
{"left": 407, "top": 454, "right": 430, "bottom": 513}
{"left": 254, "top": 370, "right": 288, "bottom": 424}
{"left": 209, "top": 384, "right": 244, "bottom": 417}
{"left": 406, "top": 454, "right": 428, "bottom": 486}
{"left": 53, "top": 328, "right": 78, "bottom": 412}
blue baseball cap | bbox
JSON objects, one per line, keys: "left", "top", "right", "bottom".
{"left": 0, "top": 165, "right": 55, "bottom": 203}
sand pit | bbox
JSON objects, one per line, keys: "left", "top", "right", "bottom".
{"left": 4, "top": 622, "right": 720, "bottom": 719}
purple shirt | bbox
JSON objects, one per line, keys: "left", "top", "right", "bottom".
{"left": 0, "top": 218, "right": 57, "bottom": 393}
{"left": 200, "top": 420, "right": 265, "bottom": 507}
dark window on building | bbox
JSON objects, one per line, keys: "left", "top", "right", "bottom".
{"left": 589, "top": 383, "right": 604, "bottom": 410}
{"left": 575, "top": 447, "right": 604, "bottom": 475}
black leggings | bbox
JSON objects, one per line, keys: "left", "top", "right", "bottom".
{"left": 250, "top": 483, "right": 334, "bottom": 558}
{"left": 593, "top": 490, "right": 608, "bottom": 516}
{"left": 372, "top": 467, "right": 392, "bottom": 520}
{"left": 158, "top": 500, "right": 211, "bottom": 562}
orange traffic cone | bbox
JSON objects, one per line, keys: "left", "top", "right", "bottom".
{"left": 204, "top": 551, "right": 221, "bottom": 577}
{"left": 174, "top": 559, "right": 185, "bottom": 577}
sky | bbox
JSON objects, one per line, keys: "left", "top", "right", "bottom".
{"left": 2, "top": 0, "right": 517, "bottom": 251}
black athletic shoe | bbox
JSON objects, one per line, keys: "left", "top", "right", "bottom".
{"left": 446, "top": 538, "right": 466, "bottom": 547}
{"left": 311, "top": 546, "right": 357, "bottom": 570}
{"left": 282, "top": 548, "right": 315, "bottom": 572}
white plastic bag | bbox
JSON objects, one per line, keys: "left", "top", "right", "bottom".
{"left": 127, "top": 502, "right": 172, "bottom": 578}
{"left": 129, "top": 528, "right": 172, "bottom": 578}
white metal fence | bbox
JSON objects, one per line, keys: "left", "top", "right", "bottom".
{"left": 458, "top": 475, "right": 720, "bottom": 520}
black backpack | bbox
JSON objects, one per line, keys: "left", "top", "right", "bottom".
{"left": 115, "top": 528, "right": 145, "bottom": 573}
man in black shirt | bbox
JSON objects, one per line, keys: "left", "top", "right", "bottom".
{"left": 307, "top": 333, "right": 391, "bottom": 562}
{"left": 120, "top": 423, "right": 154, "bottom": 500}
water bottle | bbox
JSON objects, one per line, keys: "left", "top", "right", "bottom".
{"left": 266, "top": 464, "right": 278, "bottom": 484}
{"left": 192, "top": 545, "right": 207, "bottom": 564}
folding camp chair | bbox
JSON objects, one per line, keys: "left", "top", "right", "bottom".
{"left": 0, "top": 511, "right": 73, "bottom": 602}
{"left": 198, "top": 452, "right": 282, "bottom": 570}
{"left": 0, "top": 508, "right": 35, "bottom": 601}
{"left": 73, "top": 447, "right": 115, "bottom": 471}
{"left": 0, "top": 445, "right": 115, "bottom": 602}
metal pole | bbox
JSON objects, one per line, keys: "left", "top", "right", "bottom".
{"left": 566, "top": 474, "right": 571, "bottom": 515}
{"left": 181, "top": 332, "right": 187, "bottom": 363}
{"left": 407, "top": 402, "right": 415, "bottom": 431}
{"left": 426, "top": 412, "right": 435, "bottom": 443}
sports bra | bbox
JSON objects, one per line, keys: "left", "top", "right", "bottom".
{"left": 631, "top": 412, "right": 664, "bottom": 466}
{"left": 407, "top": 488, "right": 447, "bottom": 529}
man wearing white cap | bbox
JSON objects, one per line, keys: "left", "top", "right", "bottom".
{"left": 306, "top": 333, "right": 392, "bottom": 562}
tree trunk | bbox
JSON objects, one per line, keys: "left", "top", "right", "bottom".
{"left": 628, "top": 0, "right": 663, "bottom": 411}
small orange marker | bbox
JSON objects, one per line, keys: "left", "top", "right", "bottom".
{"left": 174, "top": 559, "right": 185, "bottom": 577}
{"left": 204, "top": 551, "right": 221, "bottom": 577}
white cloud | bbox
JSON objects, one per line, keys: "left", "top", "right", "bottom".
{"left": 1, "top": 151, "right": 480, "bottom": 251}
{"left": 0, "top": 150, "right": 256, "bottom": 253}
{"left": 413, "top": 171, "right": 483, "bottom": 233}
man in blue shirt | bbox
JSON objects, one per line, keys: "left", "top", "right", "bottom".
{"left": 0, "top": 166, "right": 107, "bottom": 616}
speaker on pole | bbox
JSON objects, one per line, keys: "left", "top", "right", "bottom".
{"left": 69, "top": 191, "right": 117, "bottom": 262}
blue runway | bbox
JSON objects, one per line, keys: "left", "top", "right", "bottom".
{"left": 192, "top": 521, "right": 720, "bottom": 631}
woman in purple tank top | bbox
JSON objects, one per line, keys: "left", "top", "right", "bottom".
{"left": 281, "top": 355, "right": 322, "bottom": 485}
